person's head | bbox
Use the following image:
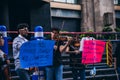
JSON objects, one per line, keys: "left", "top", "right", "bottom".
{"left": 51, "top": 27, "right": 60, "bottom": 40}
{"left": 17, "top": 23, "right": 29, "bottom": 37}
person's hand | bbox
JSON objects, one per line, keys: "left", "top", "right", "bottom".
{"left": 66, "top": 37, "right": 73, "bottom": 46}
{"left": 54, "top": 45, "right": 58, "bottom": 50}
{"left": 6, "top": 60, "right": 10, "bottom": 64}
{"left": 74, "top": 50, "right": 80, "bottom": 54}
{"left": 3, "top": 54, "right": 6, "bottom": 58}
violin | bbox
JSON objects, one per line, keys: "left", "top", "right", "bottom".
{"left": 59, "top": 36, "right": 68, "bottom": 41}
{"left": 53, "top": 36, "right": 80, "bottom": 47}
{"left": 53, "top": 36, "right": 70, "bottom": 41}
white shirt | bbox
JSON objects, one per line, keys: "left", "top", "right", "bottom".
{"left": 79, "top": 36, "right": 95, "bottom": 51}
{"left": 13, "top": 34, "right": 28, "bottom": 70}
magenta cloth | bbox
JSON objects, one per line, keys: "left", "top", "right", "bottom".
{"left": 82, "top": 40, "right": 106, "bottom": 64}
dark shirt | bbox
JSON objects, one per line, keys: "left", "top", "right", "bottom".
{"left": 69, "top": 43, "right": 85, "bottom": 69}
{"left": 114, "top": 41, "right": 120, "bottom": 67}
{"left": 53, "top": 40, "right": 63, "bottom": 67}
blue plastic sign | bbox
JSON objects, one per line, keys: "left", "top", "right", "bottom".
{"left": 20, "top": 40, "right": 55, "bottom": 68}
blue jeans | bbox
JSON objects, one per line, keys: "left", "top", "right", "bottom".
{"left": 45, "top": 65, "right": 63, "bottom": 80}
{"left": 16, "top": 68, "right": 31, "bottom": 80}
{"left": 72, "top": 68, "right": 86, "bottom": 80}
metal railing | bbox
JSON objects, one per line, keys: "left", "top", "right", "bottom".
{"left": 7, "top": 31, "right": 120, "bottom": 80}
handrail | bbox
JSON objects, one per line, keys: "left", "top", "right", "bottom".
{"left": 7, "top": 31, "right": 120, "bottom": 34}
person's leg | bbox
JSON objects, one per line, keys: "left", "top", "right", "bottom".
{"left": 79, "top": 68, "right": 86, "bottom": 80}
{"left": 3, "top": 65, "right": 10, "bottom": 80}
{"left": 55, "top": 65, "right": 63, "bottom": 80}
{"left": 16, "top": 69, "right": 30, "bottom": 80}
{"left": 45, "top": 67, "right": 54, "bottom": 80}
{"left": 72, "top": 67, "right": 78, "bottom": 80}
{"left": 38, "top": 67, "right": 45, "bottom": 80}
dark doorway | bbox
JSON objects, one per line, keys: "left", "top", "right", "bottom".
{"left": 8, "top": 0, "right": 30, "bottom": 31}
{"left": 52, "top": 17, "right": 81, "bottom": 32}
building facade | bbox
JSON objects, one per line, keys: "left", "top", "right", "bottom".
{"left": 0, "top": 0, "right": 120, "bottom": 32}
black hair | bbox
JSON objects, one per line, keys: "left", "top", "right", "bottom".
{"left": 51, "top": 27, "right": 60, "bottom": 33}
{"left": 17, "top": 23, "right": 29, "bottom": 31}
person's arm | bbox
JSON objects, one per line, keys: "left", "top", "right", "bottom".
{"left": 75, "top": 37, "right": 86, "bottom": 54}
{"left": 4, "top": 54, "right": 10, "bottom": 64}
{"left": 0, "top": 37, "right": 4, "bottom": 46}
{"left": 60, "top": 37, "right": 72, "bottom": 53}
{"left": 79, "top": 37, "right": 84, "bottom": 52}
{"left": 60, "top": 41, "right": 70, "bottom": 53}
{"left": 66, "top": 41, "right": 81, "bottom": 54}
{"left": 13, "top": 38, "right": 23, "bottom": 51}
{"left": 0, "top": 49, "right": 5, "bottom": 58}
{"left": 12, "top": 38, "right": 23, "bottom": 59}
{"left": 66, "top": 50, "right": 80, "bottom": 55}
{"left": 0, "top": 49, "right": 10, "bottom": 64}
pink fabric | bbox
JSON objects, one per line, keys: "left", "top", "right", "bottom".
{"left": 82, "top": 40, "right": 106, "bottom": 64}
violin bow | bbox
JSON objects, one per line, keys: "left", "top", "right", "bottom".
{"left": 55, "top": 20, "right": 65, "bottom": 51}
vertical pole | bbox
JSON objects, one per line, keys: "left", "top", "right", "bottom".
{"left": 32, "top": 26, "right": 45, "bottom": 80}
{"left": 92, "top": 0, "right": 96, "bottom": 32}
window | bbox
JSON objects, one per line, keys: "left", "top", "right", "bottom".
{"left": 53, "top": 0, "right": 66, "bottom": 3}
{"left": 67, "top": 0, "right": 75, "bottom": 3}
{"left": 52, "top": 0, "right": 78, "bottom": 4}
{"left": 51, "top": 9, "right": 80, "bottom": 18}
{"left": 114, "top": 0, "right": 118, "bottom": 4}
{"left": 103, "top": 13, "right": 113, "bottom": 26}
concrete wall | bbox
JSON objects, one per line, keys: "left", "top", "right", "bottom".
{"left": 81, "top": 0, "right": 116, "bottom": 32}
{"left": 81, "top": 0, "right": 95, "bottom": 32}
{"left": 99, "top": 0, "right": 116, "bottom": 31}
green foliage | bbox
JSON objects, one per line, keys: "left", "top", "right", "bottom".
{"left": 114, "top": 27, "right": 120, "bottom": 39}
{"left": 79, "top": 34, "right": 85, "bottom": 39}
{"left": 114, "top": 27, "right": 120, "bottom": 32}
{"left": 102, "top": 26, "right": 115, "bottom": 40}
{"left": 79, "top": 30, "right": 96, "bottom": 39}
{"left": 102, "top": 26, "right": 112, "bottom": 32}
